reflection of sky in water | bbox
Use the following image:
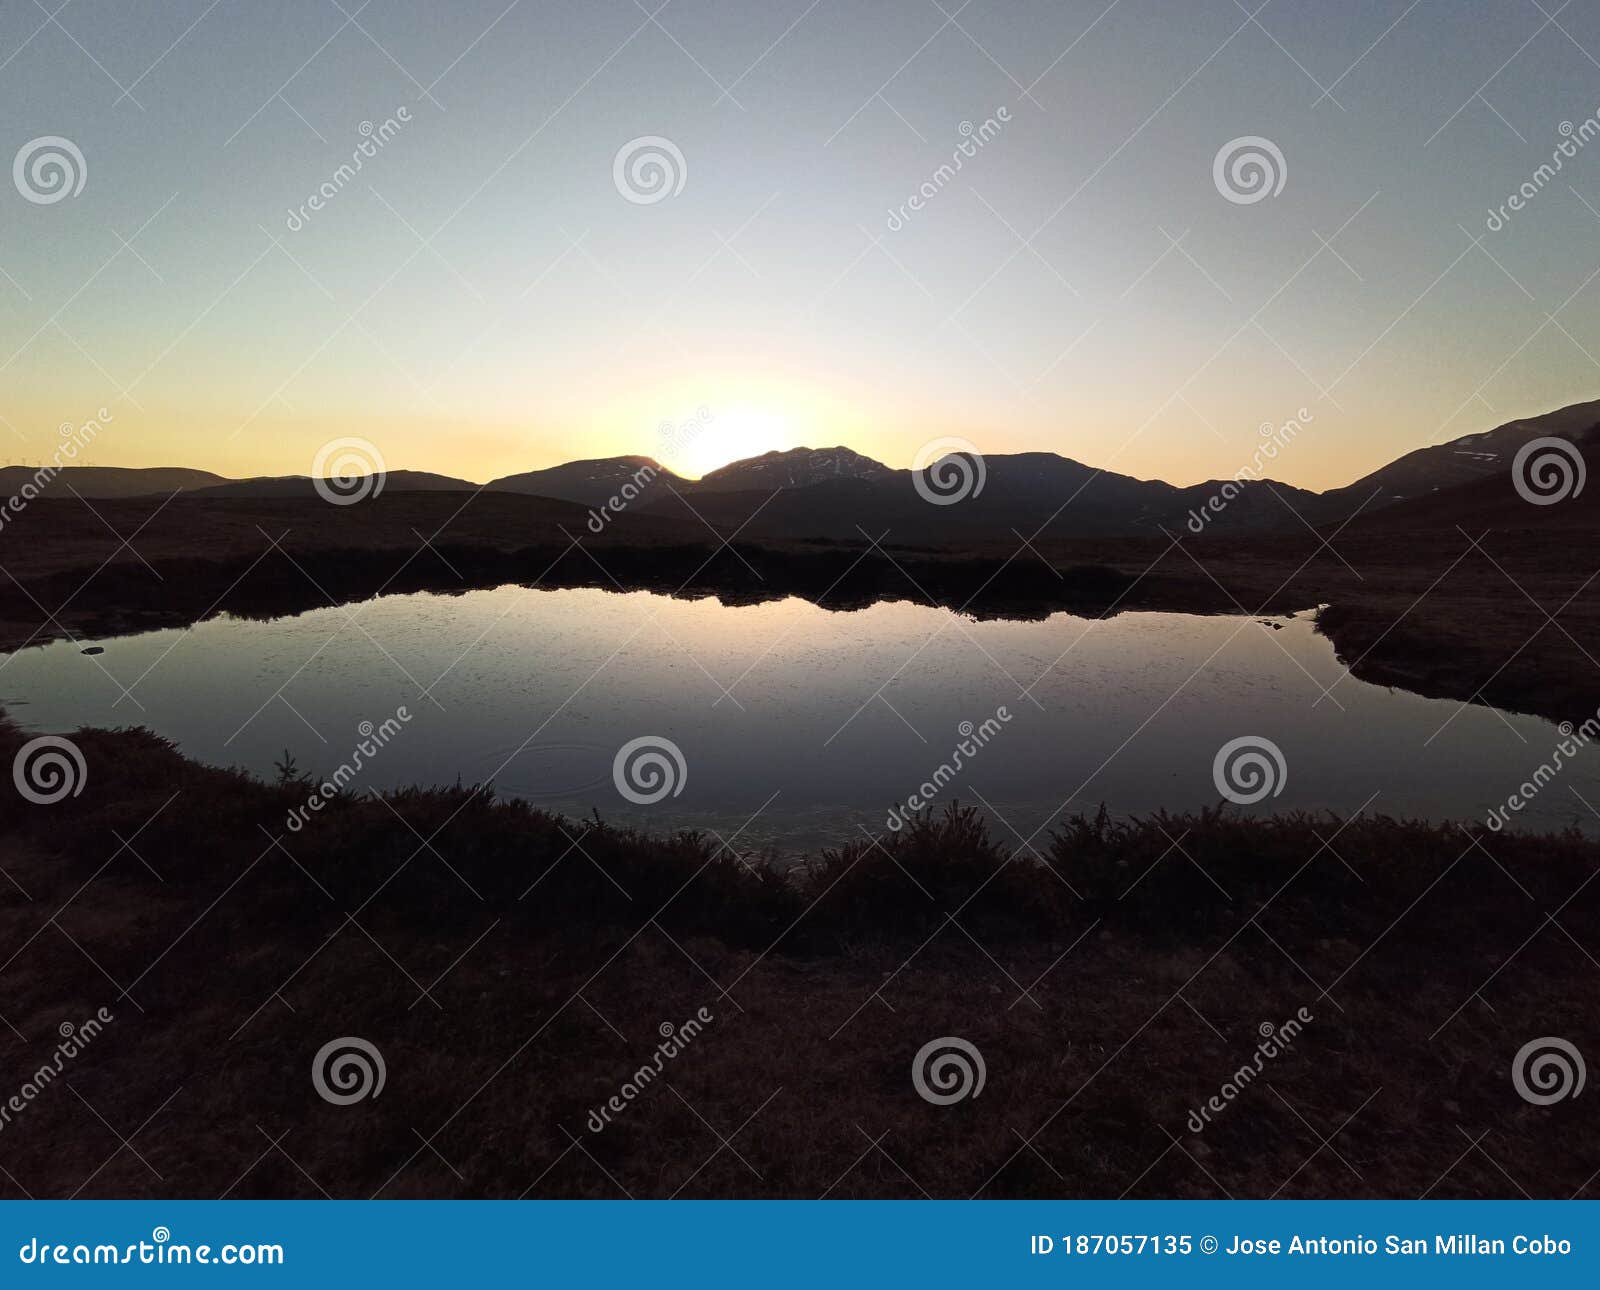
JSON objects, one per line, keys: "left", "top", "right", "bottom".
{"left": 2, "top": 587, "right": 1592, "bottom": 852}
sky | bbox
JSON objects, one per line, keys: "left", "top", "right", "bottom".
{"left": 4, "top": 0, "right": 1600, "bottom": 490}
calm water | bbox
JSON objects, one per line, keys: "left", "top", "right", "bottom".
{"left": 2, "top": 586, "right": 1591, "bottom": 849}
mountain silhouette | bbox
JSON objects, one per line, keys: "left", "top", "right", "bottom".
{"left": 187, "top": 470, "right": 478, "bottom": 499}
{"left": 487, "top": 456, "right": 686, "bottom": 508}
{"left": 0, "top": 465, "right": 227, "bottom": 498}
{"left": 695, "top": 445, "right": 896, "bottom": 491}
{"left": 12, "top": 399, "right": 1597, "bottom": 541}
{"left": 1323, "top": 398, "right": 1600, "bottom": 509}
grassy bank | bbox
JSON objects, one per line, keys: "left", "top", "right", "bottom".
{"left": 0, "top": 717, "right": 1595, "bottom": 1199}
{"left": 3, "top": 491, "right": 1599, "bottom": 725}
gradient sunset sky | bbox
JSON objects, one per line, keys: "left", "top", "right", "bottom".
{"left": 5, "top": 0, "right": 1600, "bottom": 490}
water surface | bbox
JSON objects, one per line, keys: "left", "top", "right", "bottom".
{"left": 2, "top": 586, "right": 1589, "bottom": 849}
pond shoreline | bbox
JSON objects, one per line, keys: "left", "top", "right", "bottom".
{"left": 2, "top": 492, "right": 1597, "bottom": 725}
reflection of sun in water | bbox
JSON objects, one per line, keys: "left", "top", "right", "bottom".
{"left": 659, "top": 404, "right": 799, "bottom": 478}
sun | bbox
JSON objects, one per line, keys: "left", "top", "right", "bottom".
{"left": 657, "top": 403, "right": 799, "bottom": 478}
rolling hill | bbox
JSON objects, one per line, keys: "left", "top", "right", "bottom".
{"left": 1325, "top": 399, "right": 1600, "bottom": 508}
{"left": 486, "top": 456, "right": 685, "bottom": 508}
{"left": 694, "top": 445, "right": 895, "bottom": 491}
{"left": 190, "top": 470, "right": 478, "bottom": 498}
{"left": 0, "top": 465, "right": 227, "bottom": 498}
{"left": 7, "top": 398, "right": 1596, "bottom": 541}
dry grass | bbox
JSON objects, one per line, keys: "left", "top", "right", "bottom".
{"left": 0, "top": 717, "right": 1595, "bottom": 1199}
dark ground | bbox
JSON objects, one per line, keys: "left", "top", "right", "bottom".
{"left": 0, "top": 718, "right": 1595, "bottom": 1200}
{"left": 0, "top": 481, "right": 1597, "bottom": 1199}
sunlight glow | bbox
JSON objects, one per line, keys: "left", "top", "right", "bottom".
{"left": 662, "top": 403, "right": 801, "bottom": 478}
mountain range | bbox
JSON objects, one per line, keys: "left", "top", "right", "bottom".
{"left": 10, "top": 399, "right": 1597, "bottom": 541}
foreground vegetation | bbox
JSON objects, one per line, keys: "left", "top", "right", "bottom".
{"left": 0, "top": 716, "right": 1596, "bottom": 1199}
